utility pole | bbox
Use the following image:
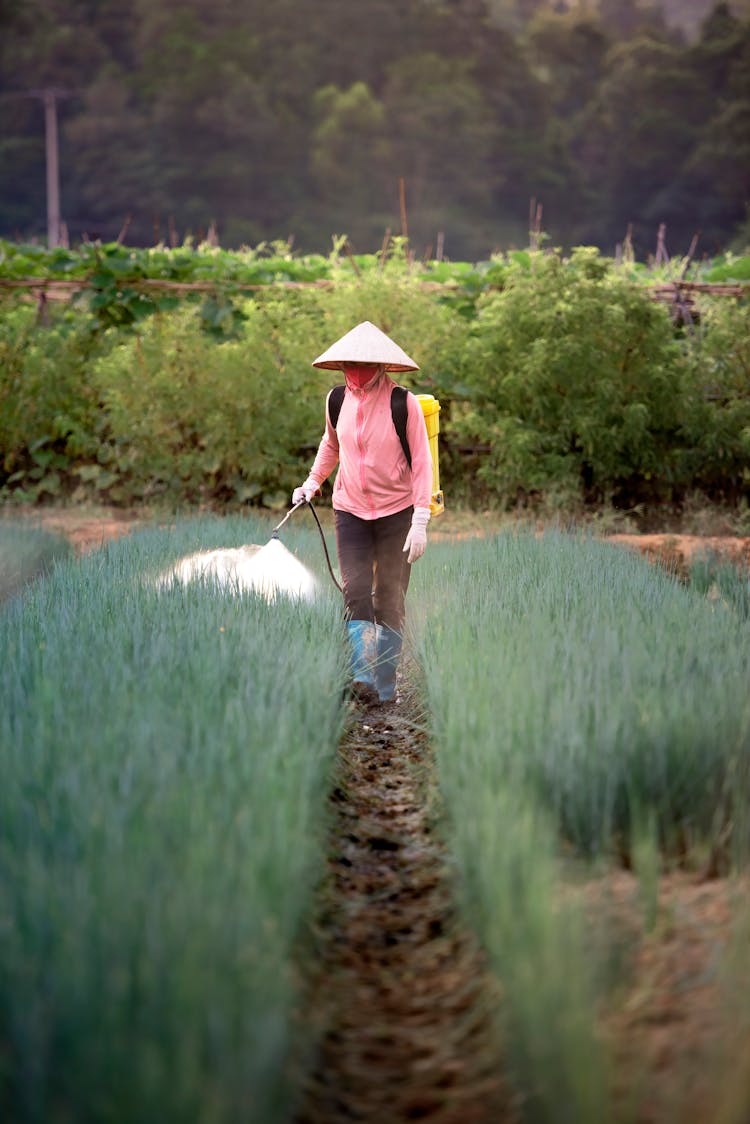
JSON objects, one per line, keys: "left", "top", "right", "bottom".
{"left": 43, "top": 88, "right": 62, "bottom": 247}
{"left": 2, "top": 86, "right": 69, "bottom": 246}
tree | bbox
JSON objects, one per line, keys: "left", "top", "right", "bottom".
{"left": 524, "top": 9, "right": 611, "bottom": 244}
{"left": 308, "top": 82, "right": 391, "bottom": 247}
{"left": 571, "top": 35, "right": 706, "bottom": 252}
{"left": 675, "top": 8, "right": 750, "bottom": 248}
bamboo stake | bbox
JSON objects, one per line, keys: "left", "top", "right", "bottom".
{"left": 379, "top": 228, "right": 391, "bottom": 270}
{"left": 655, "top": 223, "right": 669, "bottom": 265}
{"left": 624, "top": 223, "right": 633, "bottom": 263}
{"left": 399, "top": 177, "right": 408, "bottom": 242}
{"left": 673, "top": 234, "right": 701, "bottom": 334}
{"left": 681, "top": 233, "right": 700, "bottom": 279}
{"left": 36, "top": 290, "right": 49, "bottom": 326}
{"left": 1, "top": 276, "right": 746, "bottom": 300}
{"left": 529, "top": 199, "right": 543, "bottom": 250}
{"left": 345, "top": 240, "right": 361, "bottom": 277}
{"left": 117, "top": 214, "right": 132, "bottom": 244}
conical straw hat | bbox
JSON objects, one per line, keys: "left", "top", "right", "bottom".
{"left": 312, "top": 321, "right": 419, "bottom": 371}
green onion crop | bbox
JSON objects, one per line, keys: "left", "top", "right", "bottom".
{"left": 0, "top": 515, "right": 346, "bottom": 1123}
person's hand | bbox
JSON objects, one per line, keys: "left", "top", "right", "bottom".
{"left": 403, "top": 507, "right": 430, "bottom": 564}
{"left": 292, "top": 478, "right": 320, "bottom": 505}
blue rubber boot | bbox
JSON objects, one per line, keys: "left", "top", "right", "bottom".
{"left": 346, "top": 620, "right": 378, "bottom": 705}
{"left": 375, "top": 625, "right": 403, "bottom": 703}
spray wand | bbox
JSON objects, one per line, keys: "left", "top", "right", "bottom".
{"left": 270, "top": 500, "right": 342, "bottom": 592}
{"left": 270, "top": 500, "right": 305, "bottom": 539}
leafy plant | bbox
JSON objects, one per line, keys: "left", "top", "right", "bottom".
{"left": 681, "top": 296, "right": 750, "bottom": 501}
{"left": 1, "top": 244, "right": 748, "bottom": 511}
{"left": 451, "top": 248, "right": 699, "bottom": 507}
{"left": 0, "top": 303, "right": 103, "bottom": 500}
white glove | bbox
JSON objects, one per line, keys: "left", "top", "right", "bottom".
{"left": 292, "top": 477, "right": 320, "bottom": 505}
{"left": 403, "top": 506, "right": 430, "bottom": 564}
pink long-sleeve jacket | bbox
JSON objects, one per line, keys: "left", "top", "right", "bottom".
{"left": 308, "top": 375, "right": 433, "bottom": 520}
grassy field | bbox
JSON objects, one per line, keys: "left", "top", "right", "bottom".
{"left": 412, "top": 530, "right": 750, "bottom": 1121}
{"left": 0, "top": 521, "right": 71, "bottom": 602}
{"left": 0, "top": 515, "right": 346, "bottom": 1123}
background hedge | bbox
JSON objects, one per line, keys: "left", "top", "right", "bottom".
{"left": 1, "top": 249, "right": 748, "bottom": 514}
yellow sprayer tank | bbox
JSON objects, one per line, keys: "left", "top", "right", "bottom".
{"left": 416, "top": 394, "right": 444, "bottom": 517}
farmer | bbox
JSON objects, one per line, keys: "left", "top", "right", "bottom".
{"left": 292, "top": 321, "right": 433, "bottom": 705}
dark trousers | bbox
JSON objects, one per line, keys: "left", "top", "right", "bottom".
{"left": 334, "top": 507, "right": 413, "bottom": 632}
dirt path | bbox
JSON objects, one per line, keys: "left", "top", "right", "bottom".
{"left": 1, "top": 504, "right": 143, "bottom": 555}
{"left": 607, "top": 533, "right": 750, "bottom": 577}
{"left": 297, "top": 679, "right": 516, "bottom": 1124}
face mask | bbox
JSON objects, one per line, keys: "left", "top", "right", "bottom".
{"left": 344, "top": 364, "right": 381, "bottom": 389}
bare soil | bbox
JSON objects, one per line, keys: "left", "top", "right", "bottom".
{"left": 8, "top": 504, "right": 750, "bottom": 1121}
{"left": 606, "top": 533, "right": 750, "bottom": 578}
{"left": 297, "top": 685, "right": 517, "bottom": 1124}
{"left": 6, "top": 501, "right": 750, "bottom": 573}
{"left": 1, "top": 503, "right": 144, "bottom": 555}
{"left": 578, "top": 870, "right": 749, "bottom": 1123}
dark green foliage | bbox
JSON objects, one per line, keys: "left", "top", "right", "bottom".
{"left": 1, "top": 1, "right": 749, "bottom": 256}
{"left": 681, "top": 296, "right": 750, "bottom": 501}
{"left": 451, "top": 248, "right": 700, "bottom": 506}
{"left": 0, "top": 303, "right": 104, "bottom": 499}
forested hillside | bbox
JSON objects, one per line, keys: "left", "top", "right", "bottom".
{"left": 1, "top": 0, "right": 748, "bottom": 258}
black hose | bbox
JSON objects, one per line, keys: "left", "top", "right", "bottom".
{"left": 307, "top": 501, "right": 342, "bottom": 593}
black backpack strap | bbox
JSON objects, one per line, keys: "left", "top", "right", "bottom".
{"left": 327, "top": 384, "right": 346, "bottom": 429}
{"left": 390, "top": 386, "right": 412, "bottom": 469}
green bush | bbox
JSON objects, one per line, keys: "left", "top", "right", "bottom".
{"left": 450, "top": 248, "right": 697, "bottom": 507}
{"left": 1, "top": 253, "right": 749, "bottom": 511}
{"left": 0, "top": 264, "right": 463, "bottom": 507}
{"left": 87, "top": 298, "right": 334, "bottom": 505}
{"left": 682, "top": 296, "right": 750, "bottom": 501}
{"left": 0, "top": 302, "right": 103, "bottom": 500}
